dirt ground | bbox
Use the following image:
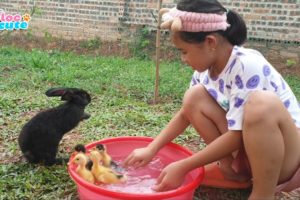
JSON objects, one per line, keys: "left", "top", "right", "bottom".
{"left": 1, "top": 32, "right": 299, "bottom": 77}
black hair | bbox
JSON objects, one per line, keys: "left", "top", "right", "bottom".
{"left": 176, "top": 0, "right": 247, "bottom": 46}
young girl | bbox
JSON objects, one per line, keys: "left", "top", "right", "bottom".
{"left": 124, "top": 0, "right": 300, "bottom": 199}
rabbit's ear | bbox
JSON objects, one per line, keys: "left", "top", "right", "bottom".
{"left": 61, "top": 90, "right": 73, "bottom": 101}
{"left": 45, "top": 88, "right": 67, "bottom": 97}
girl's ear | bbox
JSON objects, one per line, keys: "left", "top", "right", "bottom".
{"left": 205, "top": 35, "right": 218, "bottom": 51}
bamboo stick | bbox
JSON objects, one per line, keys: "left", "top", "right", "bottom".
{"left": 154, "top": 0, "right": 163, "bottom": 104}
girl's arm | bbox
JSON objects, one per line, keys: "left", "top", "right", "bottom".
{"left": 153, "top": 130, "right": 243, "bottom": 191}
{"left": 148, "top": 108, "right": 190, "bottom": 153}
{"left": 123, "top": 108, "right": 190, "bottom": 167}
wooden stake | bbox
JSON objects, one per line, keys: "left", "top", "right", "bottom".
{"left": 154, "top": 0, "right": 163, "bottom": 104}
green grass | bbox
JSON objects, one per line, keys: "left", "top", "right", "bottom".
{"left": 0, "top": 46, "right": 299, "bottom": 199}
{"left": 0, "top": 46, "right": 198, "bottom": 199}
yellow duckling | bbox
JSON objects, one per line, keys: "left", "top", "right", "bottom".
{"left": 89, "top": 150, "right": 126, "bottom": 184}
{"left": 72, "top": 153, "right": 95, "bottom": 184}
{"left": 74, "top": 144, "right": 93, "bottom": 170}
{"left": 94, "top": 144, "right": 116, "bottom": 168}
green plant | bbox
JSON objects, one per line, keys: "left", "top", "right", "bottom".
{"left": 129, "top": 26, "right": 155, "bottom": 60}
{"left": 30, "top": 2, "right": 43, "bottom": 16}
{"left": 44, "top": 31, "right": 53, "bottom": 43}
{"left": 286, "top": 59, "right": 297, "bottom": 68}
{"left": 79, "top": 37, "right": 101, "bottom": 50}
{"left": 25, "top": 28, "right": 34, "bottom": 40}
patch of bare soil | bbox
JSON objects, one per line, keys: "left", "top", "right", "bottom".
{"left": 266, "top": 50, "right": 300, "bottom": 77}
{"left": 0, "top": 32, "right": 130, "bottom": 58}
{"left": 1, "top": 32, "right": 299, "bottom": 77}
{"left": 59, "top": 130, "right": 85, "bottom": 156}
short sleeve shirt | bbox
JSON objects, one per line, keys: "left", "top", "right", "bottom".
{"left": 190, "top": 46, "right": 300, "bottom": 130}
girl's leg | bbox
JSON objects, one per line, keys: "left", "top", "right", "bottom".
{"left": 182, "top": 84, "right": 247, "bottom": 181}
{"left": 182, "top": 84, "right": 228, "bottom": 141}
{"left": 243, "top": 91, "right": 300, "bottom": 200}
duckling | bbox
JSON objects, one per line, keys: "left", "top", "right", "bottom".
{"left": 75, "top": 144, "right": 87, "bottom": 153}
{"left": 72, "top": 153, "right": 95, "bottom": 184}
{"left": 74, "top": 144, "right": 93, "bottom": 170}
{"left": 94, "top": 144, "right": 117, "bottom": 168}
{"left": 89, "top": 150, "right": 126, "bottom": 184}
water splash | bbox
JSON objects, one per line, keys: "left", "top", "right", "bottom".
{"left": 100, "top": 156, "right": 165, "bottom": 194}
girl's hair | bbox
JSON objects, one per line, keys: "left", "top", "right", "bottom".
{"left": 176, "top": 0, "right": 247, "bottom": 46}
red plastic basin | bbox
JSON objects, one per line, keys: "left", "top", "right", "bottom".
{"left": 68, "top": 136, "right": 204, "bottom": 200}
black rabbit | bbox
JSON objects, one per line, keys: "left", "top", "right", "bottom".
{"left": 18, "top": 87, "right": 91, "bottom": 166}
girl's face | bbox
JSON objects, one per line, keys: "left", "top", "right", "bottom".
{"left": 172, "top": 32, "right": 216, "bottom": 72}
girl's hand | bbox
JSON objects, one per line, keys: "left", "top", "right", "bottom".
{"left": 123, "top": 147, "right": 155, "bottom": 168}
{"left": 152, "top": 161, "right": 188, "bottom": 192}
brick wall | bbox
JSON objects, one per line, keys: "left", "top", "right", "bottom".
{"left": 0, "top": 0, "right": 299, "bottom": 61}
{"left": 220, "top": 0, "right": 300, "bottom": 42}
{"left": 1, "top": 0, "right": 299, "bottom": 41}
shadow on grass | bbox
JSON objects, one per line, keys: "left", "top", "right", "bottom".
{"left": 194, "top": 186, "right": 251, "bottom": 200}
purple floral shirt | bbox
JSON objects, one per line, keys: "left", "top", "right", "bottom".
{"left": 190, "top": 46, "right": 300, "bottom": 130}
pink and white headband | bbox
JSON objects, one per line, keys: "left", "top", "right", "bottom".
{"left": 160, "top": 7, "right": 230, "bottom": 32}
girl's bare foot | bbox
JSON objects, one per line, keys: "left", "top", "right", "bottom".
{"left": 219, "top": 157, "right": 251, "bottom": 182}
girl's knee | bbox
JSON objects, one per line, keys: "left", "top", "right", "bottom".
{"left": 182, "top": 84, "right": 207, "bottom": 113}
{"left": 243, "top": 91, "right": 280, "bottom": 124}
